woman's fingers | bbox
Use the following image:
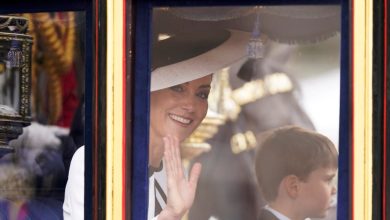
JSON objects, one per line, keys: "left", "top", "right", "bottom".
{"left": 164, "top": 135, "right": 182, "bottom": 177}
{"left": 171, "top": 136, "right": 179, "bottom": 176}
{"left": 163, "top": 137, "right": 174, "bottom": 177}
{"left": 172, "top": 136, "right": 183, "bottom": 177}
{"left": 164, "top": 135, "right": 200, "bottom": 183}
{"left": 162, "top": 135, "right": 203, "bottom": 219}
{"left": 163, "top": 136, "right": 182, "bottom": 177}
{"left": 189, "top": 162, "right": 202, "bottom": 189}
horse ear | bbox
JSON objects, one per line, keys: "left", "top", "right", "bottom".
{"left": 237, "top": 58, "right": 256, "bottom": 81}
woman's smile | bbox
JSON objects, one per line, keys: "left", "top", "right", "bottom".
{"left": 168, "top": 113, "right": 193, "bottom": 126}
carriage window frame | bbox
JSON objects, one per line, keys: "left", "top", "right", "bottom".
{"left": 1, "top": 0, "right": 380, "bottom": 219}
{"left": 125, "top": 1, "right": 356, "bottom": 220}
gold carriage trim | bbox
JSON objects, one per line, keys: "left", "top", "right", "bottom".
{"left": 232, "top": 72, "right": 293, "bottom": 106}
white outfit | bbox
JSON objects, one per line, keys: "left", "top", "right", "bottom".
{"left": 63, "top": 146, "right": 167, "bottom": 220}
{"left": 148, "top": 166, "right": 168, "bottom": 220}
{"left": 63, "top": 146, "right": 85, "bottom": 220}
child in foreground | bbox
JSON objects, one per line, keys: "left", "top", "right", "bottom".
{"left": 255, "top": 126, "right": 338, "bottom": 220}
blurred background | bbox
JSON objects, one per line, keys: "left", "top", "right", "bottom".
{"left": 151, "top": 6, "right": 341, "bottom": 220}
{"left": 0, "top": 5, "right": 341, "bottom": 220}
{"left": 0, "top": 12, "right": 85, "bottom": 219}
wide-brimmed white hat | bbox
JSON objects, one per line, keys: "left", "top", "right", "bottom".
{"left": 151, "top": 28, "right": 250, "bottom": 91}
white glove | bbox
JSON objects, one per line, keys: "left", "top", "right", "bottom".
{"left": 10, "top": 122, "right": 70, "bottom": 151}
{"left": 7, "top": 122, "right": 70, "bottom": 175}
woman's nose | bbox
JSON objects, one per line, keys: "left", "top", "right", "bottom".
{"left": 181, "top": 95, "right": 196, "bottom": 112}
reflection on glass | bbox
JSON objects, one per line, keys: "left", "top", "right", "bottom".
{"left": 0, "top": 41, "right": 21, "bottom": 110}
{"left": 0, "top": 12, "right": 85, "bottom": 219}
{"left": 0, "top": 15, "right": 33, "bottom": 155}
{"left": 151, "top": 5, "right": 340, "bottom": 220}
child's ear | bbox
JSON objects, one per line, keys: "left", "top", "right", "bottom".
{"left": 283, "top": 175, "right": 300, "bottom": 199}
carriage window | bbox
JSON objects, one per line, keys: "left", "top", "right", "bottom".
{"left": 148, "top": 5, "right": 341, "bottom": 220}
{"left": 0, "top": 12, "right": 85, "bottom": 219}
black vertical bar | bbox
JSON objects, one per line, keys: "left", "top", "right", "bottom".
{"left": 336, "top": 0, "right": 351, "bottom": 220}
{"left": 92, "top": 0, "right": 107, "bottom": 219}
{"left": 386, "top": 0, "right": 390, "bottom": 218}
{"left": 372, "top": 0, "right": 385, "bottom": 219}
{"left": 132, "top": 0, "right": 152, "bottom": 219}
{"left": 125, "top": 0, "right": 135, "bottom": 219}
{"left": 84, "top": 1, "right": 94, "bottom": 220}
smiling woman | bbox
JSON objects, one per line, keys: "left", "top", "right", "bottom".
{"left": 146, "top": 10, "right": 251, "bottom": 220}
{"left": 149, "top": 75, "right": 212, "bottom": 168}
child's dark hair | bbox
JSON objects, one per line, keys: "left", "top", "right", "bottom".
{"left": 255, "top": 126, "right": 338, "bottom": 202}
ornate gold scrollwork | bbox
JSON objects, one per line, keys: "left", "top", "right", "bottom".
{"left": 231, "top": 130, "right": 258, "bottom": 154}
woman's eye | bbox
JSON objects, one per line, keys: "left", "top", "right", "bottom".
{"left": 326, "top": 178, "right": 334, "bottom": 184}
{"left": 170, "top": 85, "right": 184, "bottom": 92}
{"left": 197, "top": 91, "right": 210, "bottom": 100}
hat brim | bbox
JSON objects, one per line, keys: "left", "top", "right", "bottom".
{"left": 151, "top": 29, "right": 250, "bottom": 91}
